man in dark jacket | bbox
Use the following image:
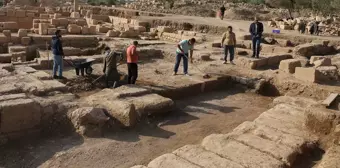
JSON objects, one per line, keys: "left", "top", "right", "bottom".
{"left": 51, "top": 30, "right": 64, "bottom": 79}
{"left": 103, "top": 47, "right": 122, "bottom": 88}
{"left": 220, "top": 5, "right": 226, "bottom": 20}
{"left": 249, "top": 17, "right": 264, "bottom": 58}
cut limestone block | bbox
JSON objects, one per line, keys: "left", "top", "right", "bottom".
{"left": 86, "top": 98, "right": 137, "bottom": 127}
{"left": 38, "top": 23, "right": 49, "bottom": 35}
{"left": 29, "top": 71, "right": 52, "bottom": 80}
{"left": 148, "top": 153, "right": 201, "bottom": 168}
{"left": 3, "top": 30, "right": 11, "bottom": 37}
{"left": 81, "top": 27, "right": 89, "bottom": 35}
{"left": 279, "top": 59, "right": 301, "bottom": 73}
{"left": 232, "top": 133, "right": 298, "bottom": 165}
{"left": 305, "top": 107, "right": 340, "bottom": 135}
{"left": 0, "top": 98, "right": 41, "bottom": 133}
{"left": 0, "top": 54, "right": 12, "bottom": 63}
{"left": 18, "top": 29, "right": 28, "bottom": 37}
{"left": 129, "top": 94, "right": 174, "bottom": 116}
{"left": 68, "top": 24, "right": 81, "bottom": 34}
{"left": 21, "top": 37, "right": 31, "bottom": 46}
{"left": 295, "top": 67, "right": 319, "bottom": 83}
{"left": 15, "top": 10, "right": 26, "bottom": 18}
{"left": 273, "top": 96, "right": 318, "bottom": 109}
{"left": 321, "top": 93, "right": 339, "bottom": 107}
{"left": 69, "top": 107, "right": 109, "bottom": 137}
{"left": 106, "top": 30, "right": 120, "bottom": 37}
{"left": 310, "top": 56, "right": 325, "bottom": 64}
{"left": 317, "top": 145, "right": 340, "bottom": 168}
{"left": 314, "top": 58, "right": 332, "bottom": 67}
{"left": 112, "top": 85, "right": 151, "bottom": 98}
{"left": 293, "top": 43, "right": 334, "bottom": 57}
{"left": 71, "top": 12, "right": 80, "bottom": 18}
{"left": 3, "top": 22, "right": 18, "bottom": 31}
{"left": 316, "top": 66, "right": 339, "bottom": 81}
{"left": 6, "top": 9, "right": 15, "bottom": 17}
{"left": 173, "top": 145, "right": 244, "bottom": 168}
{"left": 202, "top": 135, "right": 285, "bottom": 168}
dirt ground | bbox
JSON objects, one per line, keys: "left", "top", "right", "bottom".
{"left": 0, "top": 90, "right": 272, "bottom": 168}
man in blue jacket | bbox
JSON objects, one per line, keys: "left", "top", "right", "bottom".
{"left": 51, "top": 30, "right": 64, "bottom": 79}
{"left": 249, "top": 17, "right": 263, "bottom": 58}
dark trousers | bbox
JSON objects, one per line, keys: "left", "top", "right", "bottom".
{"left": 127, "top": 63, "right": 138, "bottom": 84}
{"left": 224, "top": 45, "right": 235, "bottom": 62}
{"left": 105, "top": 68, "right": 119, "bottom": 88}
{"left": 174, "top": 53, "right": 188, "bottom": 74}
{"left": 252, "top": 36, "right": 261, "bottom": 57}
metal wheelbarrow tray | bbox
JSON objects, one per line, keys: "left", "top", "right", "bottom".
{"left": 64, "top": 58, "right": 96, "bottom": 76}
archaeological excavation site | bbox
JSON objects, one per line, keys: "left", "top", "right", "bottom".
{"left": 1, "top": 0, "right": 340, "bottom": 167}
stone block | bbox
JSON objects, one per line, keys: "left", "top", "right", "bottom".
{"left": 202, "top": 135, "right": 285, "bottom": 168}
{"left": 68, "top": 24, "right": 81, "bottom": 34}
{"left": 16, "top": 10, "right": 26, "bottom": 18}
{"left": 233, "top": 133, "right": 298, "bottom": 165}
{"left": 30, "top": 71, "right": 51, "bottom": 80}
{"left": 293, "top": 43, "right": 333, "bottom": 57}
{"left": 50, "top": 19, "right": 59, "bottom": 26}
{"left": 130, "top": 166, "right": 148, "bottom": 168}
{"left": 8, "top": 46, "right": 26, "bottom": 53}
{"left": 47, "top": 28, "right": 57, "bottom": 35}
{"left": 71, "top": 12, "right": 80, "bottom": 18}
{"left": 89, "top": 25, "right": 96, "bottom": 34}
{"left": 81, "top": 26, "right": 89, "bottom": 35}
{"left": 76, "top": 19, "right": 87, "bottom": 27}
{"left": 69, "top": 107, "right": 109, "bottom": 137}
{"left": 6, "top": 9, "right": 15, "bottom": 17}
{"left": 316, "top": 66, "right": 339, "bottom": 81}
{"left": 38, "top": 23, "right": 49, "bottom": 35}
{"left": 21, "top": 37, "right": 31, "bottom": 46}
{"left": 58, "top": 18, "right": 69, "bottom": 26}
{"left": 26, "top": 13, "right": 35, "bottom": 18}
{"left": 2, "top": 30, "right": 11, "bottom": 37}
{"left": 106, "top": 30, "right": 120, "bottom": 37}
{"left": 134, "top": 26, "right": 146, "bottom": 33}
{"left": 279, "top": 59, "right": 302, "bottom": 73}
{"left": 0, "top": 53, "right": 12, "bottom": 63}
{"left": 310, "top": 56, "right": 325, "bottom": 64}
{"left": 314, "top": 58, "right": 332, "bottom": 67}
{"left": 33, "top": 23, "right": 39, "bottom": 29}
{"left": 157, "top": 26, "right": 174, "bottom": 33}
{"left": 148, "top": 153, "right": 201, "bottom": 168}
{"left": 312, "top": 40, "right": 330, "bottom": 46}
{"left": 0, "top": 98, "right": 41, "bottom": 133}
{"left": 173, "top": 145, "right": 244, "bottom": 168}
{"left": 294, "top": 67, "right": 318, "bottom": 82}
{"left": 18, "top": 29, "right": 28, "bottom": 37}
{"left": 96, "top": 25, "right": 109, "bottom": 33}
{"left": 200, "top": 53, "right": 211, "bottom": 61}
{"left": 129, "top": 94, "right": 174, "bottom": 116}
{"left": 3, "top": 22, "right": 18, "bottom": 31}
{"left": 212, "top": 42, "right": 221, "bottom": 48}
{"left": 40, "top": 14, "right": 49, "bottom": 19}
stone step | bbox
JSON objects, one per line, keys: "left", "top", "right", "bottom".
{"left": 202, "top": 135, "right": 285, "bottom": 168}
{"left": 148, "top": 153, "right": 201, "bottom": 168}
{"left": 173, "top": 145, "right": 244, "bottom": 168}
{"left": 272, "top": 96, "right": 318, "bottom": 109}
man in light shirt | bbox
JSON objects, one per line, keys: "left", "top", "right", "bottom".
{"left": 173, "top": 38, "right": 196, "bottom": 76}
{"left": 249, "top": 17, "right": 264, "bottom": 58}
{"left": 221, "top": 26, "right": 236, "bottom": 65}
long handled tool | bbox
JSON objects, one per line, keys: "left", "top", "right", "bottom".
{"left": 183, "top": 55, "right": 211, "bottom": 79}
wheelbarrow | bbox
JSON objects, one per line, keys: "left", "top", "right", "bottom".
{"left": 64, "top": 58, "right": 96, "bottom": 76}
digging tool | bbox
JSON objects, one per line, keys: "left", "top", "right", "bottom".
{"left": 46, "top": 42, "right": 50, "bottom": 69}
{"left": 183, "top": 54, "right": 211, "bottom": 79}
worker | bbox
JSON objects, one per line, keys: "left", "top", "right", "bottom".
{"left": 173, "top": 38, "right": 196, "bottom": 76}
{"left": 103, "top": 47, "right": 121, "bottom": 88}
{"left": 249, "top": 17, "right": 263, "bottom": 58}
{"left": 219, "top": 5, "right": 226, "bottom": 20}
{"left": 51, "top": 29, "right": 64, "bottom": 79}
{"left": 126, "top": 41, "right": 139, "bottom": 84}
{"left": 221, "top": 26, "right": 236, "bottom": 65}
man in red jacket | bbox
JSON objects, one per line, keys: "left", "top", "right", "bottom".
{"left": 126, "top": 41, "right": 139, "bottom": 84}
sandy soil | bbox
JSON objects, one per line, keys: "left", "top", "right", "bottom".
{"left": 0, "top": 90, "right": 272, "bottom": 168}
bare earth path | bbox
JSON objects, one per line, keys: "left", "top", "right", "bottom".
{"left": 0, "top": 90, "right": 272, "bottom": 168}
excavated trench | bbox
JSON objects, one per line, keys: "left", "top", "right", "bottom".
{"left": 0, "top": 63, "right": 333, "bottom": 168}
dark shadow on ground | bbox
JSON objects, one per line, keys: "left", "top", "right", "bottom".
{"left": 0, "top": 134, "right": 84, "bottom": 168}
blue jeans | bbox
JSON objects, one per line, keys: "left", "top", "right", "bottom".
{"left": 252, "top": 36, "right": 261, "bottom": 57}
{"left": 224, "top": 45, "right": 235, "bottom": 62}
{"left": 174, "top": 53, "right": 188, "bottom": 74}
{"left": 53, "top": 55, "right": 63, "bottom": 77}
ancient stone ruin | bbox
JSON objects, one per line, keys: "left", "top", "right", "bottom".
{"left": 0, "top": 1, "right": 340, "bottom": 168}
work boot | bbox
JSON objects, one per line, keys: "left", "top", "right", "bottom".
{"left": 53, "top": 75, "right": 58, "bottom": 79}
{"left": 172, "top": 72, "right": 177, "bottom": 76}
{"left": 223, "top": 61, "right": 227, "bottom": 64}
